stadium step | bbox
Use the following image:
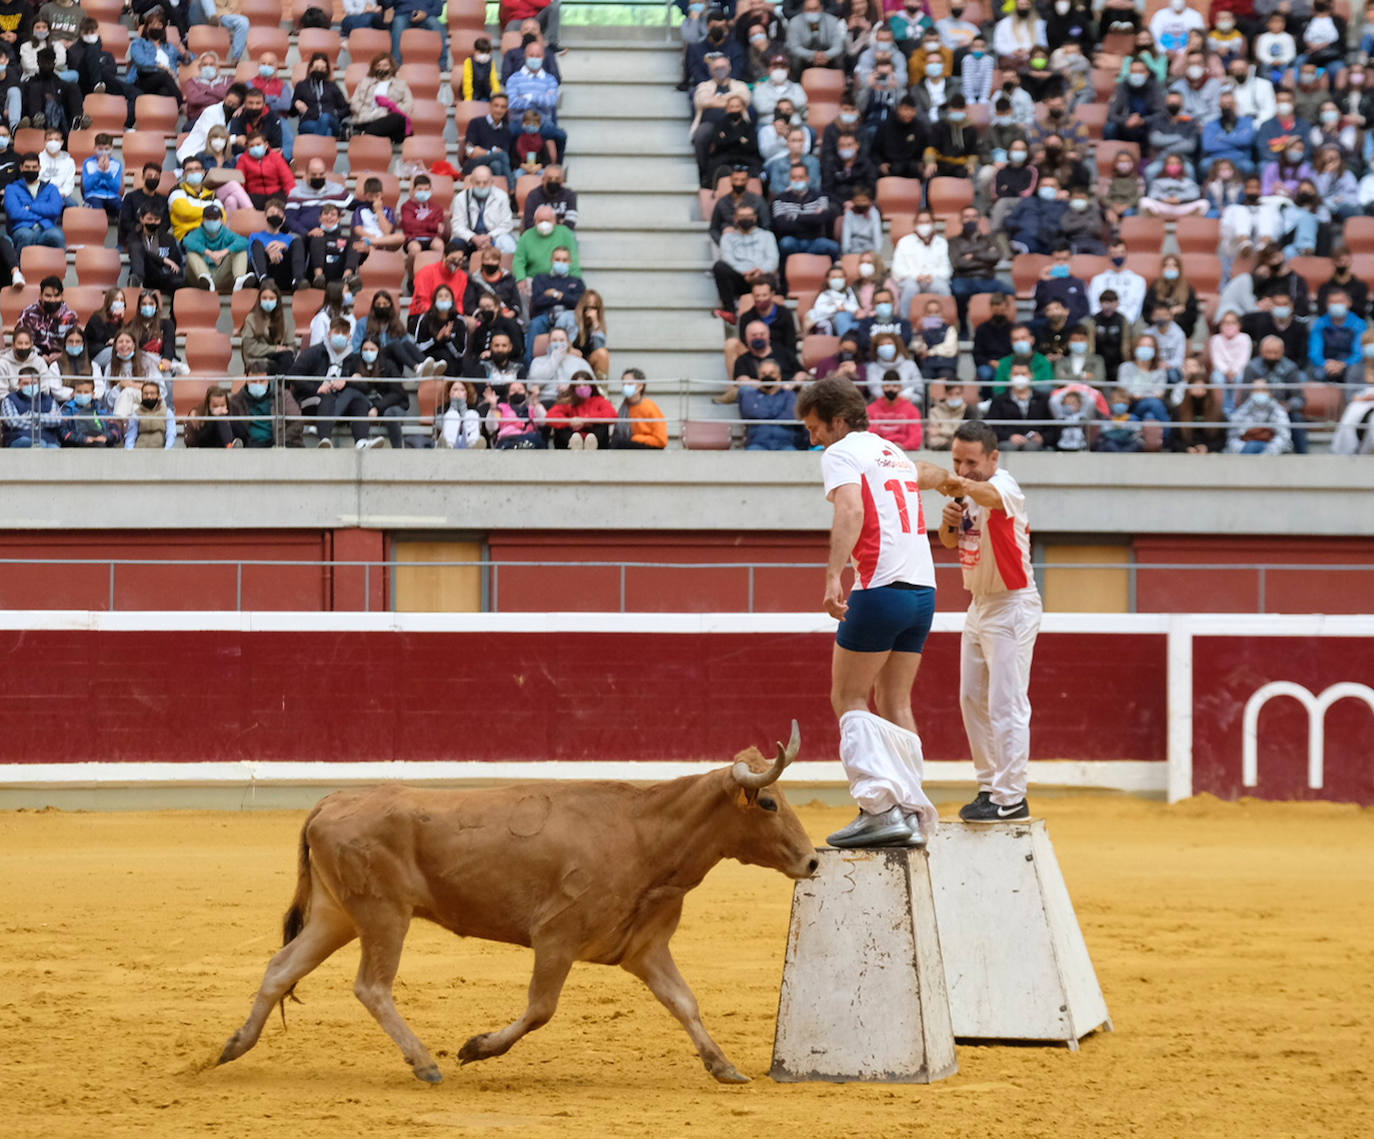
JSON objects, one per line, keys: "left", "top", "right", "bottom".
{"left": 575, "top": 268, "right": 718, "bottom": 309}
{"left": 569, "top": 156, "right": 702, "bottom": 194}
{"left": 561, "top": 118, "right": 690, "bottom": 157}
{"left": 576, "top": 193, "right": 708, "bottom": 227}
{"left": 559, "top": 84, "right": 690, "bottom": 120}
{"left": 559, "top": 43, "right": 681, "bottom": 85}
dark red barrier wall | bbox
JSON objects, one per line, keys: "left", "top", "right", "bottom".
{"left": 1191, "top": 636, "right": 1374, "bottom": 804}
{"left": 0, "top": 629, "right": 1166, "bottom": 765}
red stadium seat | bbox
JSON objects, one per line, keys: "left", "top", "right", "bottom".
{"left": 64, "top": 208, "right": 110, "bottom": 248}
{"left": 682, "top": 420, "right": 734, "bottom": 450}
{"left": 184, "top": 331, "right": 234, "bottom": 376}
{"left": 19, "top": 246, "right": 66, "bottom": 282}
{"left": 75, "top": 246, "right": 123, "bottom": 287}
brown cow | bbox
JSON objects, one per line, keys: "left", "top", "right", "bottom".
{"left": 217, "top": 721, "right": 817, "bottom": 1084}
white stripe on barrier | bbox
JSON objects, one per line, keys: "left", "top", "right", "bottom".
{"left": 0, "top": 760, "right": 1168, "bottom": 793}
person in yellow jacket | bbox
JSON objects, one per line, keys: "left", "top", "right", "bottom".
{"left": 167, "top": 158, "right": 218, "bottom": 242}
{"left": 611, "top": 369, "right": 668, "bottom": 450}
{"left": 460, "top": 36, "right": 503, "bottom": 102}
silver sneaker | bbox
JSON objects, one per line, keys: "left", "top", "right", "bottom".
{"left": 827, "top": 806, "right": 914, "bottom": 848}
{"left": 901, "top": 811, "right": 928, "bottom": 847}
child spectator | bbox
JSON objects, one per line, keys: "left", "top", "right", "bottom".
{"left": 241, "top": 285, "right": 297, "bottom": 375}
{"left": 184, "top": 203, "right": 251, "bottom": 293}
{"left": 1226, "top": 378, "right": 1291, "bottom": 454}
{"left": 2, "top": 367, "right": 62, "bottom": 447}
{"left": 414, "top": 285, "right": 467, "bottom": 377}
{"left": 1094, "top": 388, "right": 1144, "bottom": 452}
{"left": 185, "top": 387, "right": 239, "bottom": 448}
{"left": 123, "top": 378, "right": 176, "bottom": 449}
{"left": 1209, "top": 312, "right": 1252, "bottom": 410}
{"left": 610, "top": 369, "right": 666, "bottom": 450}
{"left": 80, "top": 133, "right": 122, "bottom": 220}
{"left": 1049, "top": 387, "right": 1093, "bottom": 452}
{"left": 306, "top": 203, "right": 363, "bottom": 286}
{"left": 59, "top": 375, "right": 122, "bottom": 447}
{"left": 911, "top": 298, "right": 958, "bottom": 385}
{"left": 924, "top": 387, "right": 972, "bottom": 450}
{"left": 294, "top": 53, "right": 350, "bottom": 139}
{"left": 867, "top": 372, "right": 923, "bottom": 450}
{"left": 806, "top": 266, "right": 861, "bottom": 336}
{"left": 228, "top": 373, "right": 303, "bottom": 447}
{"left": 249, "top": 197, "right": 306, "bottom": 293}
{"left": 482, "top": 379, "right": 547, "bottom": 449}
{"left": 516, "top": 109, "right": 554, "bottom": 175}
{"left": 400, "top": 175, "right": 448, "bottom": 257}
{"left": 864, "top": 332, "right": 923, "bottom": 405}
{"left": 440, "top": 379, "right": 484, "bottom": 449}
{"left": 38, "top": 127, "right": 79, "bottom": 209}
{"left": 353, "top": 290, "right": 439, "bottom": 377}
{"left": 237, "top": 131, "right": 296, "bottom": 209}
{"left": 352, "top": 176, "right": 405, "bottom": 252}
{"left": 460, "top": 37, "right": 501, "bottom": 102}
{"left": 572, "top": 291, "right": 608, "bottom": 379}
{"left": 546, "top": 371, "right": 617, "bottom": 450}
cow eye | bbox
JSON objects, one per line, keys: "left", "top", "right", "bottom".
{"left": 758, "top": 796, "right": 778, "bottom": 812}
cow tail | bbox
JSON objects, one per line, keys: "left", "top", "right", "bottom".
{"left": 278, "top": 811, "right": 317, "bottom": 1027}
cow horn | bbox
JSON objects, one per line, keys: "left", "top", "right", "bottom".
{"left": 733, "top": 719, "right": 801, "bottom": 789}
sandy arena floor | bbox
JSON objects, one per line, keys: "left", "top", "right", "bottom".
{"left": 1, "top": 793, "right": 1371, "bottom": 1139}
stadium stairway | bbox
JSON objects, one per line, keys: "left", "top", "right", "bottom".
{"left": 558, "top": 28, "right": 723, "bottom": 421}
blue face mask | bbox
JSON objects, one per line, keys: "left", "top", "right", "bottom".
{"left": 435, "top": 299, "right": 453, "bottom": 313}
{"left": 1069, "top": 341, "right": 1087, "bottom": 355}
{"left": 789, "top": 180, "right": 809, "bottom": 194}
{"left": 22, "top": 383, "right": 39, "bottom": 398}
{"left": 140, "top": 305, "right": 157, "bottom": 319}
{"left": 247, "top": 381, "right": 269, "bottom": 398}
{"left": 876, "top": 343, "right": 897, "bottom": 361}
{"left": 330, "top": 334, "right": 350, "bottom": 351}
{"left": 1012, "top": 340, "right": 1032, "bottom": 355}
{"left": 1329, "top": 302, "right": 1349, "bottom": 319}
{"left": 74, "top": 391, "right": 92, "bottom": 407}
{"left": 185, "top": 171, "right": 205, "bottom": 187}
{"left": 203, "top": 219, "right": 222, "bottom": 236}
{"left": 343, "top": 291, "right": 354, "bottom": 307}
{"left": 551, "top": 260, "right": 570, "bottom": 276}
{"left": 1038, "top": 186, "right": 1059, "bottom": 202}
{"left": 260, "top": 298, "right": 277, "bottom": 312}
{"left": 1111, "top": 401, "right": 1130, "bottom": 415}
{"left": 874, "top": 302, "right": 894, "bottom": 320}
{"left": 1136, "top": 345, "right": 1156, "bottom": 362}
{"left": 1049, "top": 263, "right": 1070, "bottom": 279}
{"left": 361, "top": 348, "right": 379, "bottom": 363}
{"left": 249, "top": 145, "right": 267, "bottom": 159}
{"left": 522, "top": 123, "right": 541, "bottom": 134}
{"left": 258, "top": 64, "right": 274, "bottom": 78}
{"left": 66, "top": 343, "right": 84, "bottom": 357}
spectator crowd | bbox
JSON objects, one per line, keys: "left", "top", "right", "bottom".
{"left": 686, "top": 0, "right": 1374, "bottom": 455}
{"left": 0, "top": 0, "right": 671, "bottom": 451}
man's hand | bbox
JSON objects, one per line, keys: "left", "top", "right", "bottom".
{"left": 823, "top": 572, "right": 849, "bottom": 621}
{"left": 939, "top": 474, "right": 971, "bottom": 498}
{"left": 941, "top": 499, "right": 963, "bottom": 530}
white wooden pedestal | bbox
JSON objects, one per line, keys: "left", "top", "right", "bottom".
{"left": 928, "top": 819, "right": 1112, "bottom": 1048}
{"left": 769, "top": 846, "right": 957, "bottom": 1083}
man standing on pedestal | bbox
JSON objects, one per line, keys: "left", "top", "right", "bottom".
{"left": 937, "top": 420, "right": 1042, "bottom": 822}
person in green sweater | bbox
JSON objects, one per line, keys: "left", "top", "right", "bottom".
{"left": 512, "top": 203, "right": 578, "bottom": 280}
{"left": 183, "top": 204, "right": 251, "bottom": 293}
{"left": 992, "top": 323, "right": 1054, "bottom": 392}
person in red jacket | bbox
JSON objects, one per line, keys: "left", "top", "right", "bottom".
{"left": 867, "top": 372, "right": 924, "bottom": 451}
{"left": 410, "top": 239, "right": 470, "bottom": 324}
{"left": 544, "top": 370, "right": 617, "bottom": 450}
{"left": 237, "top": 131, "right": 296, "bottom": 209}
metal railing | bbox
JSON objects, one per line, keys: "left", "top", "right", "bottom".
{"left": 0, "top": 556, "right": 1369, "bottom": 614}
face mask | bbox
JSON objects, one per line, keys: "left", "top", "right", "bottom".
{"left": 1163, "top": 267, "right": 1180, "bottom": 281}
{"left": 1128, "top": 73, "right": 1146, "bottom": 88}
{"left": 1135, "top": 346, "right": 1156, "bottom": 362}
{"left": 1187, "top": 65, "right": 1205, "bottom": 81}
{"left": 1038, "top": 187, "right": 1058, "bottom": 202}
{"left": 525, "top": 57, "right": 543, "bottom": 72}
{"left": 201, "top": 65, "right": 217, "bottom": 79}
{"left": 42, "top": 298, "right": 63, "bottom": 316}
{"left": 1285, "top": 148, "right": 1304, "bottom": 164}
{"left": 185, "top": 172, "right": 205, "bottom": 187}
{"left": 874, "top": 302, "right": 894, "bottom": 320}
{"left": 805, "top": 10, "right": 821, "bottom": 22}
{"left": 249, "top": 144, "right": 267, "bottom": 159}
{"left": 749, "top": 336, "right": 769, "bottom": 351}
{"left": 915, "top": 223, "right": 933, "bottom": 238}
{"left": 330, "top": 334, "right": 350, "bottom": 351}
{"left": 311, "top": 68, "right": 328, "bottom": 79}
{"left": 44, "top": 140, "right": 61, "bottom": 156}
{"left": 948, "top": 110, "right": 966, "bottom": 124}
{"left": 203, "top": 219, "right": 222, "bottom": 236}
{"left": 144, "top": 176, "right": 160, "bottom": 192}
{"left": 34, "top": 28, "right": 48, "bottom": 40}
{"left": 789, "top": 180, "right": 809, "bottom": 194}
{"left": 1069, "top": 198, "right": 1089, "bottom": 212}
{"left": 536, "top": 220, "right": 555, "bottom": 236}
{"left": 1010, "top": 379, "right": 1032, "bottom": 394}
{"left": 507, "top": 391, "right": 525, "bottom": 406}
{"left": 1111, "top": 401, "right": 1130, "bottom": 415}
{"left": 551, "top": 259, "right": 573, "bottom": 277}
{"left": 1251, "top": 391, "right": 1272, "bottom": 408}
{"left": 1321, "top": 110, "right": 1340, "bottom": 125}
{"left": 573, "top": 384, "right": 593, "bottom": 400}
{"left": 549, "top": 340, "right": 567, "bottom": 355}
{"left": 362, "top": 348, "right": 379, "bottom": 363}
{"left": 925, "top": 62, "right": 943, "bottom": 78}
{"left": 140, "top": 396, "right": 160, "bottom": 410}
{"left": 375, "top": 306, "right": 392, "bottom": 320}
{"left": 82, "top": 32, "right": 100, "bottom": 44}
{"left": 1363, "top": 343, "right": 1374, "bottom": 360}
{"left": 876, "top": 343, "right": 897, "bottom": 361}
{"left": 1272, "top": 305, "right": 1292, "bottom": 320}
{"left": 827, "top": 277, "right": 847, "bottom": 293}
{"left": 309, "top": 176, "right": 327, "bottom": 190}
{"left": 210, "top": 137, "right": 228, "bottom": 153}
{"left": 1012, "top": 340, "right": 1032, "bottom": 356}
{"left": 140, "top": 305, "right": 157, "bottom": 319}
{"left": 839, "top": 111, "right": 858, "bottom": 125}
{"left": 1330, "top": 303, "right": 1349, "bottom": 320}
{"left": 73, "top": 390, "right": 94, "bottom": 408}
{"left": 414, "top": 189, "right": 432, "bottom": 203}
{"left": 479, "top": 308, "right": 496, "bottom": 322}
{"left": 838, "top": 147, "right": 857, "bottom": 161}
{"left": 769, "top": 68, "right": 788, "bottom": 85}
{"left": 0, "top": 136, "right": 8, "bottom": 152}
{"left": 945, "top": 395, "right": 964, "bottom": 409}
{"left": 472, "top": 185, "right": 491, "bottom": 200}
{"left": 1048, "top": 264, "right": 1069, "bottom": 279}
{"left": 735, "top": 215, "right": 755, "bottom": 231}
{"left": 1277, "top": 103, "right": 1294, "bottom": 118}
{"left": 858, "top": 262, "right": 875, "bottom": 278}
{"left": 1010, "top": 150, "right": 1028, "bottom": 165}
{"left": 247, "top": 381, "right": 269, "bottom": 398}
{"left": 322, "top": 221, "right": 338, "bottom": 233}
{"left": 22, "top": 383, "right": 39, "bottom": 398}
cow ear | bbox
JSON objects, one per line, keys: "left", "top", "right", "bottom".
{"left": 734, "top": 785, "right": 758, "bottom": 809}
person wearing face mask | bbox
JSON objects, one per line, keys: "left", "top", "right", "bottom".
{"left": 305, "top": 202, "right": 364, "bottom": 286}
{"left": 127, "top": 16, "right": 192, "bottom": 105}
{"left": 865, "top": 370, "right": 923, "bottom": 451}
{"left": 525, "top": 246, "right": 585, "bottom": 363}
{"left": 246, "top": 195, "right": 307, "bottom": 293}
{"left": 17, "top": 276, "right": 78, "bottom": 366}
{"left": 992, "top": 2, "right": 1044, "bottom": 67}
{"left": 1318, "top": 245, "right": 1371, "bottom": 322}
{"left": 805, "top": 267, "right": 860, "bottom": 337}
{"left": 1200, "top": 90, "right": 1257, "bottom": 178}
{"left": 233, "top": 132, "right": 294, "bottom": 213}
{"left": 463, "top": 249, "right": 522, "bottom": 325}
{"left": 240, "top": 285, "right": 298, "bottom": 375}
{"left": 935, "top": 3, "right": 980, "bottom": 52}
{"left": 226, "top": 86, "right": 286, "bottom": 164}
{"left": 608, "top": 368, "right": 666, "bottom": 451}
{"left": 1226, "top": 378, "right": 1292, "bottom": 454}
{"left": 79, "top": 133, "right": 124, "bottom": 222}
{"left": 1089, "top": 289, "right": 1132, "bottom": 384}
{"left": 0, "top": 328, "right": 61, "bottom": 398}
{"left": 121, "top": 379, "right": 176, "bottom": 450}
{"left": 947, "top": 207, "right": 1013, "bottom": 331}
{"left": 465, "top": 327, "right": 527, "bottom": 388}
{"left": 96, "top": 331, "right": 163, "bottom": 412}
{"left": 293, "top": 52, "right": 350, "bottom": 140}
{"left": 504, "top": 40, "right": 562, "bottom": 148}
{"left": 863, "top": 333, "right": 925, "bottom": 407}
{"left": 922, "top": 94, "right": 979, "bottom": 179}
{"left": 1043, "top": 0, "right": 1095, "bottom": 53}
{"left": 700, "top": 91, "right": 760, "bottom": 189}
{"left": 683, "top": 11, "right": 741, "bottom": 88}
{"left": 185, "top": 51, "right": 233, "bottom": 122}
{"left": 763, "top": 125, "right": 820, "bottom": 196}
{"left": 712, "top": 206, "right": 780, "bottom": 322}
{"left": 992, "top": 322, "right": 1053, "bottom": 393}
{"left": 398, "top": 174, "right": 448, "bottom": 257}
{"left": 351, "top": 289, "right": 441, "bottom": 379}
{"left": 409, "top": 239, "right": 471, "bottom": 325}
{"left": 312, "top": 333, "right": 387, "bottom": 451}
{"left": 1253, "top": 89, "right": 1311, "bottom": 165}
{"left": 526, "top": 329, "right": 586, "bottom": 400}
{"left": 770, "top": 162, "right": 838, "bottom": 280}
{"left": 1225, "top": 58, "right": 1277, "bottom": 125}
{"left": 785, "top": 0, "right": 843, "bottom": 74}
{"left": 545, "top": 369, "right": 617, "bottom": 450}
{"left": 482, "top": 376, "right": 546, "bottom": 448}
{"left": 1169, "top": 49, "right": 1222, "bottom": 125}
{"left": 1309, "top": 286, "right": 1367, "bottom": 389}
{"left": 521, "top": 164, "right": 579, "bottom": 231}
{"left": 1148, "top": 0, "right": 1203, "bottom": 55}
{"left": 414, "top": 285, "right": 470, "bottom": 379}
{"left": 987, "top": 367, "right": 1056, "bottom": 450}
{"left": 1051, "top": 327, "right": 1106, "bottom": 393}
{"left": 445, "top": 165, "right": 515, "bottom": 261}
{"left": 6, "top": 152, "right": 66, "bottom": 252}
{"left": 183, "top": 203, "right": 251, "bottom": 293}
{"left": 438, "top": 378, "right": 485, "bottom": 449}
{"left": 290, "top": 316, "right": 370, "bottom": 430}
{"left": 167, "top": 158, "right": 219, "bottom": 241}
{"left": 60, "top": 376, "right": 123, "bottom": 447}
{"left": 115, "top": 163, "right": 168, "bottom": 248}
{"left": 691, "top": 54, "right": 753, "bottom": 155}
{"left": 1086, "top": 239, "right": 1146, "bottom": 325}
{"left": 349, "top": 52, "right": 414, "bottom": 145}
{"left": 957, "top": 34, "right": 995, "bottom": 107}
{"left": 838, "top": 184, "right": 882, "bottom": 257}
{"left": 228, "top": 370, "right": 304, "bottom": 447}
{"left": 1004, "top": 174, "right": 1067, "bottom": 256}
{"left": 908, "top": 35, "right": 958, "bottom": 124}
{"left": 708, "top": 165, "right": 770, "bottom": 245}
{"left": 513, "top": 203, "right": 579, "bottom": 281}
{"left": 1144, "top": 96, "right": 1200, "bottom": 183}
{"left": 1, "top": 367, "right": 63, "bottom": 447}
{"left": 890, "top": 208, "right": 950, "bottom": 318}
{"left": 1106, "top": 60, "right": 1166, "bottom": 150}
{"left": 1140, "top": 152, "right": 1208, "bottom": 218}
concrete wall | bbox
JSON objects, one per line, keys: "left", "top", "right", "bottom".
{"left": 4, "top": 451, "right": 1373, "bottom": 536}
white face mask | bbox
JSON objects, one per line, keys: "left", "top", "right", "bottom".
{"left": 535, "top": 220, "right": 554, "bottom": 235}
{"left": 770, "top": 68, "right": 788, "bottom": 84}
{"left": 858, "top": 262, "right": 875, "bottom": 277}
{"left": 915, "top": 223, "right": 934, "bottom": 238}
{"left": 44, "top": 140, "right": 61, "bottom": 156}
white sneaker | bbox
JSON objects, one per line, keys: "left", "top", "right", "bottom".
{"left": 583, "top": 432, "right": 598, "bottom": 451}
{"left": 567, "top": 432, "right": 584, "bottom": 450}
{"left": 10, "top": 269, "right": 24, "bottom": 288}
{"left": 363, "top": 436, "right": 384, "bottom": 448}
{"left": 317, "top": 436, "right": 333, "bottom": 449}
{"left": 233, "top": 273, "right": 255, "bottom": 291}
{"left": 355, "top": 438, "right": 369, "bottom": 449}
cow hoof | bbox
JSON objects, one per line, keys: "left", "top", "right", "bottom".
{"left": 458, "top": 1034, "right": 491, "bottom": 1065}
{"left": 711, "top": 1065, "right": 751, "bottom": 1084}
{"left": 413, "top": 1064, "right": 444, "bottom": 1084}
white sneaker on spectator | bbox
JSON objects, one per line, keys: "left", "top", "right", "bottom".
{"left": 317, "top": 436, "right": 333, "bottom": 449}
{"left": 10, "top": 269, "right": 24, "bottom": 287}
{"left": 583, "top": 432, "right": 598, "bottom": 451}
{"left": 567, "top": 433, "right": 584, "bottom": 450}
{"left": 357, "top": 436, "right": 384, "bottom": 449}
{"left": 197, "top": 274, "right": 216, "bottom": 291}
{"left": 470, "top": 435, "right": 487, "bottom": 449}
{"left": 233, "top": 274, "right": 255, "bottom": 291}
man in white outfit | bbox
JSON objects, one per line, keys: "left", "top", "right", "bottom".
{"left": 797, "top": 376, "right": 953, "bottom": 848}
{"left": 937, "top": 419, "right": 1042, "bottom": 822}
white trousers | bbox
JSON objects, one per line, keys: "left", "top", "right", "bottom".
{"left": 960, "top": 589, "right": 1042, "bottom": 806}
{"left": 839, "top": 709, "right": 939, "bottom": 836}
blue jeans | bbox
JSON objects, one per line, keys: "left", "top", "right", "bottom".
{"left": 1133, "top": 396, "right": 1171, "bottom": 443}
{"left": 778, "top": 236, "right": 840, "bottom": 259}
{"left": 342, "top": 12, "right": 382, "bottom": 35}
{"left": 525, "top": 310, "right": 577, "bottom": 362}
{"left": 952, "top": 276, "right": 1014, "bottom": 329}
{"left": 1240, "top": 440, "right": 1268, "bottom": 453}
{"left": 8, "top": 435, "right": 60, "bottom": 448}
{"left": 391, "top": 12, "right": 449, "bottom": 68}
{"left": 11, "top": 224, "right": 65, "bottom": 250}
{"left": 298, "top": 113, "right": 341, "bottom": 138}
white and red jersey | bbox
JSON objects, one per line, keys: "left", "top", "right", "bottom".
{"left": 957, "top": 468, "right": 1036, "bottom": 597}
{"left": 821, "top": 430, "right": 935, "bottom": 591}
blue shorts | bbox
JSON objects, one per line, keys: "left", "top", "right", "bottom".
{"left": 835, "top": 583, "right": 936, "bottom": 654}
